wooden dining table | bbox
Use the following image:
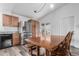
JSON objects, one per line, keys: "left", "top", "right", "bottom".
{"left": 25, "top": 35, "right": 65, "bottom": 56}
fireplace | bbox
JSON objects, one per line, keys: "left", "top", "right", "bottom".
{"left": 0, "top": 34, "right": 12, "bottom": 49}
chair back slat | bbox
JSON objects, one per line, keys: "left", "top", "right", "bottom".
{"left": 64, "top": 32, "right": 73, "bottom": 49}
{"left": 54, "top": 31, "right": 73, "bottom": 55}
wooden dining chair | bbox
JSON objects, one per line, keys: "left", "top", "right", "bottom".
{"left": 27, "top": 37, "right": 41, "bottom": 56}
{"left": 27, "top": 44, "right": 37, "bottom": 55}
{"left": 28, "top": 37, "right": 45, "bottom": 56}
{"left": 51, "top": 31, "right": 73, "bottom": 56}
{"left": 23, "top": 42, "right": 37, "bottom": 56}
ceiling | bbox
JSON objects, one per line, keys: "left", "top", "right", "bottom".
{"left": 0, "top": 3, "right": 66, "bottom": 19}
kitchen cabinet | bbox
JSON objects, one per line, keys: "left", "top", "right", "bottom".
{"left": 28, "top": 20, "right": 40, "bottom": 37}
{"left": 12, "top": 16, "right": 19, "bottom": 27}
{"left": 12, "top": 32, "right": 20, "bottom": 46}
{"left": 3, "top": 15, "right": 12, "bottom": 26}
{"left": 3, "top": 14, "right": 19, "bottom": 27}
{"left": 18, "top": 20, "right": 39, "bottom": 44}
{"left": 32, "top": 21, "right": 37, "bottom": 37}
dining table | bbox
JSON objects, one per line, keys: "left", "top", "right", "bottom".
{"left": 25, "top": 35, "right": 65, "bottom": 56}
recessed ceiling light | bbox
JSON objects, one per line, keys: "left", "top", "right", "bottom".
{"left": 50, "top": 4, "right": 54, "bottom": 8}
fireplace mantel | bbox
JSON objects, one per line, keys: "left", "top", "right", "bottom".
{"left": 0, "top": 34, "right": 12, "bottom": 49}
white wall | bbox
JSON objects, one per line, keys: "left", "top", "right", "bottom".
{"left": 0, "top": 11, "right": 29, "bottom": 33}
{"left": 40, "top": 4, "right": 79, "bottom": 48}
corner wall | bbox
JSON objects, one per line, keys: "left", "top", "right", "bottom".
{"left": 39, "top": 4, "right": 79, "bottom": 48}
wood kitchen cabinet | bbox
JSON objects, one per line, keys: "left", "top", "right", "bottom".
{"left": 28, "top": 20, "right": 40, "bottom": 37}
{"left": 32, "top": 21, "right": 37, "bottom": 37}
{"left": 12, "top": 16, "right": 19, "bottom": 27}
{"left": 12, "top": 32, "right": 20, "bottom": 46}
{"left": 3, "top": 14, "right": 12, "bottom": 26}
{"left": 3, "top": 14, "right": 19, "bottom": 27}
{"left": 32, "top": 20, "right": 40, "bottom": 37}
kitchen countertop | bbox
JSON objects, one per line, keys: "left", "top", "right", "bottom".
{"left": 0, "top": 31, "right": 17, "bottom": 34}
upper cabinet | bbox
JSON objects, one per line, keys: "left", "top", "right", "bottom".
{"left": 12, "top": 16, "right": 19, "bottom": 27}
{"left": 3, "top": 14, "right": 19, "bottom": 27}
{"left": 3, "top": 15, "right": 12, "bottom": 26}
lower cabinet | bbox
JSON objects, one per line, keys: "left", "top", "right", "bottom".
{"left": 12, "top": 32, "right": 20, "bottom": 46}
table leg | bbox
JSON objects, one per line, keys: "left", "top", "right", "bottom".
{"left": 50, "top": 51, "right": 52, "bottom": 56}
{"left": 0, "top": 37, "right": 1, "bottom": 49}
{"left": 30, "top": 47, "right": 32, "bottom": 55}
{"left": 46, "top": 49, "right": 49, "bottom": 56}
{"left": 37, "top": 46, "right": 40, "bottom": 56}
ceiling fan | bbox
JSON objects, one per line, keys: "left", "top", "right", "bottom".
{"left": 34, "top": 3, "right": 46, "bottom": 13}
{"left": 34, "top": 3, "right": 54, "bottom": 13}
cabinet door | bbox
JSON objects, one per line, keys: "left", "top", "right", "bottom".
{"left": 32, "top": 21, "right": 36, "bottom": 37}
{"left": 12, "top": 16, "right": 19, "bottom": 27}
{"left": 36, "top": 21, "right": 40, "bottom": 36}
{"left": 12, "top": 33, "right": 20, "bottom": 46}
{"left": 3, "top": 15, "right": 12, "bottom": 26}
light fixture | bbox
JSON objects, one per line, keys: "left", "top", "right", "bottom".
{"left": 50, "top": 4, "right": 54, "bottom": 8}
{"left": 34, "top": 3, "right": 46, "bottom": 13}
